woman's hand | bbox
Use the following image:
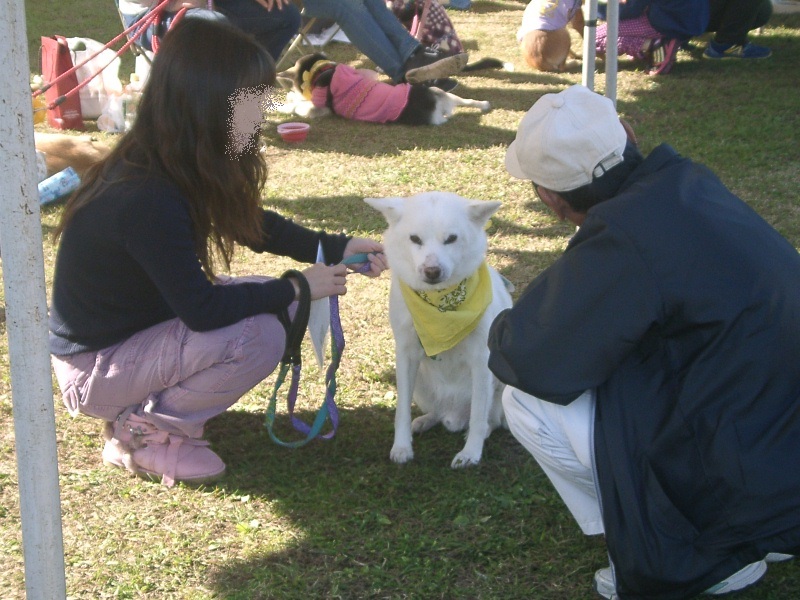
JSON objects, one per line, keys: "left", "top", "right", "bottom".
{"left": 297, "top": 263, "right": 349, "bottom": 300}
{"left": 343, "top": 237, "right": 388, "bottom": 278}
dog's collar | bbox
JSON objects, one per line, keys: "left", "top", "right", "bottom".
{"left": 301, "top": 60, "right": 337, "bottom": 100}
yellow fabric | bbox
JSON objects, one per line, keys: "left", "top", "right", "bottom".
{"left": 301, "top": 60, "right": 336, "bottom": 100}
{"left": 399, "top": 262, "right": 493, "bottom": 357}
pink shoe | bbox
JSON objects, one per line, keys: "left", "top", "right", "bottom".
{"left": 102, "top": 408, "right": 225, "bottom": 487}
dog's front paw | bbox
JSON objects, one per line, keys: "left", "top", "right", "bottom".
{"left": 451, "top": 449, "right": 481, "bottom": 469}
{"left": 479, "top": 101, "right": 491, "bottom": 114}
{"left": 390, "top": 444, "right": 414, "bottom": 464}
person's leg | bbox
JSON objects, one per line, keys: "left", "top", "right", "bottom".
{"left": 303, "top": 0, "right": 417, "bottom": 80}
{"left": 596, "top": 16, "right": 662, "bottom": 60}
{"left": 124, "top": 7, "right": 226, "bottom": 52}
{"left": 52, "top": 277, "right": 288, "bottom": 484}
{"left": 707, "top": 0, "right": 773, "bottom": 45}
{"left": 502, "top": 387, "right": 604, "bottom": 536}
{"left": 214, "top": 0, "right": 302, "bottom": 61}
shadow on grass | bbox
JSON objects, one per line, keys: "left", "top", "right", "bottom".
{"left": 203, "top": 406, "right": 608, "bottom": 599}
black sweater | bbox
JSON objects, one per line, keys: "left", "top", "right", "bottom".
{"left": 49, "top": 170, "right": 349, "bottom": 355}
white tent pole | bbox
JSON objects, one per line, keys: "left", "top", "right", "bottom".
{"left": 582, "top": 0, "right": 598, "bottom": 91}
{"left": 605, "top": 0, "right": 619, "bottom": 104}
{"left": 0, "top": 0, "right": 68, "bottom": 598}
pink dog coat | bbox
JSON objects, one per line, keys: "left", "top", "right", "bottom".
{"left": 310, "top": 64, "right": 411, "bottom": 123}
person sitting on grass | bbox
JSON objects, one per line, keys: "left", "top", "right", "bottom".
{"left": 49, "top": 17, "right": 388, "bottom": 487}
{"left": 489, "top": 84, "right": 800, "bottom": 599}
{"left": 595, "top": 0, "right": 709, "bottom": 75}
{"left": 118, "top": 0, "right": 467, "bottom": 83}
{"left": 703, "top": 0, "right": 773, "bottom": 59}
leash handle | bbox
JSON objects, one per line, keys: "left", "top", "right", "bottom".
{"left": 264, "top": 253, "right": 377, "bottom": 447}
{"left": 265, "top": 270, "right": 325, "bottom": 448}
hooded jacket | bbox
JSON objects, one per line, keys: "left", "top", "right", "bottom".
{"left": 489, "top": 144, "right": 800, "bottom": 599}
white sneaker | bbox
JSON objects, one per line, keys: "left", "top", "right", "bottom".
{"left": 594, "top": 566, "right": 617, "bottom": 599}
{"left": 704, "top": 560, "right": 767, "bottom": 595}
{"left": 765, "top": 552, "right": 794, "bottom": 563}
{"left": 595, "top": 560, "right": 767, "bottom": 599}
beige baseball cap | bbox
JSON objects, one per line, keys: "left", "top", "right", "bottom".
{"left": 505, "top": 85, "right": 628, "bottom": 192}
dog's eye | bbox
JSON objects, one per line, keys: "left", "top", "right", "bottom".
{"left": 444, "top": 234, "right": 458, "bottom": 245}
{"left": 410, "top": 235, "right": 422, "bottom": 245}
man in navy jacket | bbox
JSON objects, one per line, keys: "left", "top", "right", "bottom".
{"left": 489, "top": 84, "right": 800, "bottom": 599}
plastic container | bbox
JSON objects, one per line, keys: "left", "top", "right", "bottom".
{"left": 123, "top": 73, "right": 144, "bottom": 132}
{"left": 277, "top": 122, "right": 310, "bottom": 143}
{"left": 38, "top": 167, "right": 80, "bottom": 206}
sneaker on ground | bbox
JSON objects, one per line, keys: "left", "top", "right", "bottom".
{"left": 649, "top": 38, "right": 680, "bottom": 75}
{"left": 594, "top": 566, "right": 617, "bottom": 599}
{"left": 404, "top": 47, "right": 468, "bottom": 84}
{"left": 594, "top": 560, "right": 767, "bottom": 599}
{"left": 765, "top": 553, "right": 794, "bottom": 563}
{"left": 703, "top": 41, "right": 772, "bottom": 59}
{"left": 704, "top": 561, "right": 767, "bottom": 595}
{"left": 103, "top": 408, "right": 226, "bottom": 487}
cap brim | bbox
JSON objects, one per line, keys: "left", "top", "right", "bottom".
{"left": 505, "top": 140, "right": 529, "bottom": 180}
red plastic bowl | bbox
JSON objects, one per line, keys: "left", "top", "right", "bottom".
{"left": 277, "top": 122, "right": 310, "bottom": 143}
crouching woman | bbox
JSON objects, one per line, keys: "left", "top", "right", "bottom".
{"left": 49, "top": 17, "right": 386, "bottom": 487}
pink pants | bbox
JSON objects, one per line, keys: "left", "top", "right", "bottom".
{"left": 596, "top": 14, "right": 661, "bottom": 59}
{"left": 51, "top": 276, "right": 289, "bottom": 439}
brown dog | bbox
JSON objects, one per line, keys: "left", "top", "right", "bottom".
{"left": 34, "top": 132, "right": 112, "bottom": 177}
{"left": 519, "top": 0, "right": 585, "bottom": 73}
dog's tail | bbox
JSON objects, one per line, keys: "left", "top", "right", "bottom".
{"left": 461, "top": 57, "right": 513, "bottom": 72}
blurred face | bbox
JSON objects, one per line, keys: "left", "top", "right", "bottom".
{"left": 226, "top": 84, "right": 276, "bottom": 156}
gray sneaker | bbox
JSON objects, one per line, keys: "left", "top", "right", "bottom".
{"left": 594, "top": 560, "right": 767, "bottom": 598}
{"left": 704, "top": 560, "right": 767, "bottom": 595}
{"left": 403, "top": 47, "right": 468, "bottom": 83}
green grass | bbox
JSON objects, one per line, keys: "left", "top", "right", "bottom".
{"left": 3, "top": 4, "right": 800, "bottom": 598}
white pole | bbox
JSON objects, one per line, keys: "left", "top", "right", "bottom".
{"left": 582, "top": 0, "right": 619, "bottom": 103}
{"left": 605, "top": 0, "right": 619, "bottom": 104}
{"left": 0, "top": 0, "right": 68, "bottom": 598}
{"left": 582, "top": 0, "right": 598, "bottom": 91}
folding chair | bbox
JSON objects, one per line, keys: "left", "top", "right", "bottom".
{"left": 116, "top": 3, "right": 154, "bottom": 67}
{"left": 275, "top": 11, "right": 342, "bottom": 70}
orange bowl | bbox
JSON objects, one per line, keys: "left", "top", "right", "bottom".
{"left": 277, "top": 122, "right": 310, "bottom": 143}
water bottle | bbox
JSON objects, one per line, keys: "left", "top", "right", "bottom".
{"left": 123, "top": 73, "right": 143, "bottom": 132}
{"left": 38, "top": 167, "right": 81, "bottom": 206}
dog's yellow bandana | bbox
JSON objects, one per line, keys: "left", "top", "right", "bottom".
{"left": 399, "top": 262, "right": 493, "bottom": 357}
{"left": 301, "top": 60, "right": 336, "bottom": 100}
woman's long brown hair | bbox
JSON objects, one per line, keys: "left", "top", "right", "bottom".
{"left": 54, "top": 17, "right": 276, "bottom": 277}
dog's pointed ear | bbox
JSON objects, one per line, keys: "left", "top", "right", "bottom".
{"left": 467, "top": 200, "right": 502, "bottom": 227}
{"left": 275, "top": 64, "right": 299, "bottom": 91}
{"left": 365, "top": 197, "right": 405, "bottom": 225}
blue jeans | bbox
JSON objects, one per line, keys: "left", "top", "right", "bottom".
{"left": 215, "top": 0, "right": 301, "bottom": 61}
{"left": 303, "top": 0, "right": 421, "bottom": 81}
{"left": 123, "top": 2, "right": 300, "bottom": 62}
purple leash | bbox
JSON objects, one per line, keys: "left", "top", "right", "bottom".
{"left": 264, "top": 253, "right": 372, "bottom": 447}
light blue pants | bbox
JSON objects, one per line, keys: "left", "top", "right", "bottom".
{"left": 303, "top": 0, "right": 421, "bottom": 81}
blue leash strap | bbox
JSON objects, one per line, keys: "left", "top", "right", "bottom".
{"left": 263, "top": 253, "right": 372, "bottom": 448}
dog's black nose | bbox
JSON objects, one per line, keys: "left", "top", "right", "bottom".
{"left": 423, "top": 266, "right": 441, "bottom": 282}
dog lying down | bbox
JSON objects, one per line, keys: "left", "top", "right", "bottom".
{"left": 365, "top": 192, "right": 513, "bottom": 468}
{"left": 276, "top": 53, "right": 491, "bottom": 126}
{"left": 34, "top": 132, "right": 112, "bottom": 177}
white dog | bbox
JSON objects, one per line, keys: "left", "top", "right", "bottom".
{"left": 365, "top": 192, "right": 513, "bottom": 468}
